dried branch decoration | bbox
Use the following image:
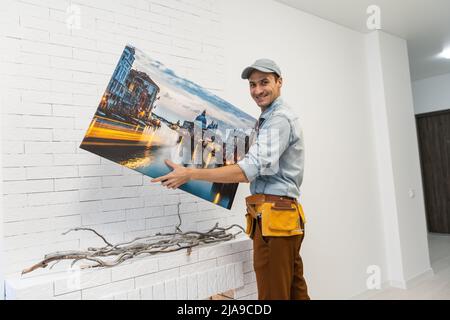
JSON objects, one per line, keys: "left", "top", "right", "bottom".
{"left": 22, "top": 204, "right": 245, "bottom": 275}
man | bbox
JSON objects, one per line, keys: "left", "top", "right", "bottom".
{"left": 152, "top": 59, "right": 309, "bottom": 300}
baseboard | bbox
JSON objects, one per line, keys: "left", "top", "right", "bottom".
{"left": 431, "top": 255, "right": 450, "bottom": 274}
{"left": 388, "top": 279, "right": 406, "bottom": 289}
{"left": 387, "top": 268, "right": 434, "bottom": 290}
{"left": 403, "top": 268, "right": 434, "bottom": 290}
{"left": 350, "top": 281, "right": 391, "bottom": 300}
{"left": 350, "top": 268, "right": 435, "bottom": 299}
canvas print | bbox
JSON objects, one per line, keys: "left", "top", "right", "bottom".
{"left": 80, "top": 45, "right": 257, "bottom": 209}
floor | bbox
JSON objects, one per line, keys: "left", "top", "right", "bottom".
{"left": 369, "top": 233, "right": 450, "bottom": 300}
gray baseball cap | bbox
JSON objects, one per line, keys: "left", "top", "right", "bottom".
{"left": 241, "top": 58, "right": 282, "bottom": 79}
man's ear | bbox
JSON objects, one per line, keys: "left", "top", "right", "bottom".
{"left": 278, "top": 76, "right": 283, "bottom": 87}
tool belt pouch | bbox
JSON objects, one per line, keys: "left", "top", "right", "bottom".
{"left": 245, "top": 205, "right": 257, "bottom": 239}
{"left": 245, "top": 213, "right": 256, "bottom": 239}
{"left": 260, "top": 202, "right": 304, "bottom": 237}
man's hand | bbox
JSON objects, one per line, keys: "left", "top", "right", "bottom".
{"left": 151, "top": 159, "right": 191, "bottom": 189}
{"left": 152, "top": 160, "right": 249, "bottom": 188}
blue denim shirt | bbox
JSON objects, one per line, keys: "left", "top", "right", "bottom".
{"left": 237, "top": 97, "right": 305, "bottom": 200}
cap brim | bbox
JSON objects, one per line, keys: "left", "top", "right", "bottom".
{"left": 241, "top": 66, "right": 276, "bottom": 79}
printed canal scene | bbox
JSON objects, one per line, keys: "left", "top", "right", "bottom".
{"left": 80, "top": 45, "right": 257, "bottom": 209}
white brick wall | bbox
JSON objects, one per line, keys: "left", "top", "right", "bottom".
{"left": 5, "top": 237, "right": 256, "bottom": 300}
{"left": 1, "top": 0, "right": 247, "bottom": 296}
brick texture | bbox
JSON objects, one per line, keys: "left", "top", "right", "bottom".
{"left": 5, "top": 238, "right": 256, "bottom": 300}
{"left": 1, "top": 0, "right": 246, "bottom": 293}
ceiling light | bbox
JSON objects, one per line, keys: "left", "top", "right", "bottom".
{"left": 439, "top": 48, "right": 450, "bottom": 59}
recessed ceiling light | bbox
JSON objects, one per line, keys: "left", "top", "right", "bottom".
{"left": 439, "top": 48, "right": 450, "bottom": 59}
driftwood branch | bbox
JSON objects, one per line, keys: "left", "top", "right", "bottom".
{"left": 62, "top": 227, "right": 114, "bottom": 247}
{"left": 22, "top": 209, "right": 245, "bottom": 275}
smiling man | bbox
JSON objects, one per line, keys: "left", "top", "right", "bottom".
{"left": 152, "top": 59, "right": 309, "bottom": 300}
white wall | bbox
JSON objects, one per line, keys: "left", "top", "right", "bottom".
{"left": 377, "top": 32, "right": 430, "bottom": 285}
{"left": 220, "top": 0, "right": 387, "bottom": 299}
{"left": 0, "top": 80, "right": 4, "bottom": 300}
{"left": 1, "top": 6, "right": 7, "bottom": 298}
{"left": 1, "top": 0, "right": 242, "bottom": 279}
{"left": 412, "top": 73, "right": 450, "bottom": 114}
{"left": 0, "top": 155, "right": 4, "bottom": 300}
{"left": 2, "top": 0, "right": 432, "bottom": 299}
{"left": 366, "top": 31, "right": 431, "bottom": 288}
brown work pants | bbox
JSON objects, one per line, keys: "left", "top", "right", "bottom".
{"left": 253, "top": 218, "right": 310, "bottom": 300}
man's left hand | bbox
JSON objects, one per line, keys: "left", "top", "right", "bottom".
{"left": 151, "top": 159, "right": 191, "bottom": 189}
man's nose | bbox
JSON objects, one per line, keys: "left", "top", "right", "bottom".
{"left": 253, "top": 86, "right": 263, "bottom": 96}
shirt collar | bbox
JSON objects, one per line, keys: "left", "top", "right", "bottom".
{"left": 260, "top": 96, "right": 283, "bottom": 120}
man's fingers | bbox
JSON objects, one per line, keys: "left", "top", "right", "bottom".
{"left": 163, "top": 178, "right": 180, "bottom": 189}
{"left": 151, "top": 176, "right": 166, "bottom": 183}
{"left": 152, "top": 173, "right": 171, "bottom": 183}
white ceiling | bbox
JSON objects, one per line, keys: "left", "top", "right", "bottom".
{"left": 276, "top": 0, "right": 450, "bottom": 81}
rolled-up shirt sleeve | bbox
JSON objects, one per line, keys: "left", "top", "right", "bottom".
{"left": 237, "top": 115, "right": 291, "bottom": 182}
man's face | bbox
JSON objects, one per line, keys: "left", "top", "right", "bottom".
{"left": 249, "top": 70, "right": 282, "bottom": 109}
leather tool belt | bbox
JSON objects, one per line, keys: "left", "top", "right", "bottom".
{"left": 245, "top": 194, "right": 306, "bottom": 239}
